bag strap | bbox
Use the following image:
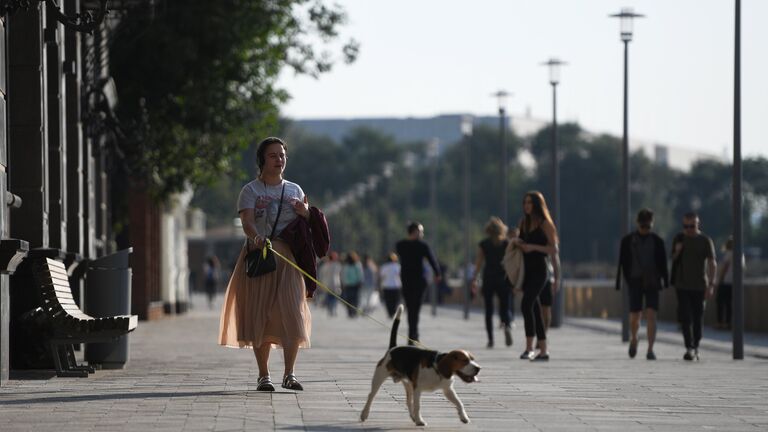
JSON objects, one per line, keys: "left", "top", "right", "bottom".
{"left": 267, "top": 182, "right": 286, "bottom": 240}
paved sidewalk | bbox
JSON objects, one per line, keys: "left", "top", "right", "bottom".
{"left": 1, "top": 293, "right": 767, "bottom": 431}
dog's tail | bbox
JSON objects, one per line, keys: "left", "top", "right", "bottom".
{"left": 389, "top": 304, "right": 404, "bottom": 349}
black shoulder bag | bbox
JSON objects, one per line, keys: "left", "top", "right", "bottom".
{"left": 245, "top": 183, "right": 285, "bottom": 278}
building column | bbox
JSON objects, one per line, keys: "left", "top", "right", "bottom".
{"left": 45, "top": 2, "right": 66, "bottom": 252}
{"left": 8, "top": 3, "right": 49, "bottom": 248}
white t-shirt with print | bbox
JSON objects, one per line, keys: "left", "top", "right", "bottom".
{"left": 237, "top": 179, "right": 305, "bottom": 238}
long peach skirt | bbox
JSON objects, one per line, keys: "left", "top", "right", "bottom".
{"left": 218, "top": 239, "right": 311, "bottom": 349}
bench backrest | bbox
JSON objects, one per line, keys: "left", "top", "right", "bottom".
{"left": 38, "top": 258, "right": 93, "bottom": 322}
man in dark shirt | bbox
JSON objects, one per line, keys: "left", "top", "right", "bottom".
{"left": 616, "top": 209, "right": 668, "bottom": 360}
{"left": 395, "top": 222, "right": 441, "bottom": 345}
{"left": 671, "top": 212, "right": 716, "bottom": 361}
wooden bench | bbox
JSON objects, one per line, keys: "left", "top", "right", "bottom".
{"left": 31, "top": 258, "right": 138, "bottom": 377}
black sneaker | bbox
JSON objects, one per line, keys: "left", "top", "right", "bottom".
{"left": 628, "top": 340, "right": 638, "bottom": 359}
{"left": 646, "top": 351, "right": 656, "bottom": 360}
{"left": 520, "top": 350, "right": 534, "bottom": 360}
{"left": 531, "top": 352, "right": 550, "bottom": 362}
{"left": 487, "top": 340, "right": 494, "bottom": 349}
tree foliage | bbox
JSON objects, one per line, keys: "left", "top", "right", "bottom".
{"left": 110, "top": 0, "right": 358, "bottom": 199}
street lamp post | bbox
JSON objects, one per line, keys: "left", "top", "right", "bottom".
{"left": 492, "top": 91, "right": 510, "bottom": 224}
{"left": 542, "top": 58, "right": 566, "bottom": 328}
{"left": 461, "top": 116, "right": 473, "bottom": 320}
{"left": 610, "top": 7, "right": 644, "bottom": 343}
{"left": 732, "top": 0, "right": 744, "bottom": 360}
{"left": 428, "top": 138, "right": 440, "bottom": 316}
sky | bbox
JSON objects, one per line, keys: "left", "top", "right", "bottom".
{"left": 277, "top": 0, "right": 767, "bottom": 158}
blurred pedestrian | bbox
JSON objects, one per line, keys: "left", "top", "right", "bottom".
{"left": 437, "top": 261, "right": 451, "bottom": 304}
{"left": 203, "top": 256, "right": 221, "bottom": 309}
{"left": 396, "top": 222, "right": 441, "bottom": 345}
{"left": 471, "top": 216, "right": 513, "bottom": 348}
{"left": 318, "top": 251, "right": 342, "bottom": 317}
{"left": 379, "top": 252, "right": 402, "bottom": 317}
{"left": 511, "top": 191, "right": 559, "bottom": 361}
{"left": 616, "top": 208, "right": 668, "bottom": 360}
{"left": 361, "top": 254, "right": 379, "bottom": 313}
{"left": 340, "top": 251, "right": 364, "bottom": 318}
{"left": 219, "top": 136, "right": 323, "bottom": 392}
{"left": 671, "top": 212, "right": 716, "bottom": 361}
{"left": 714, "top": 237, "right": 744, "bottom": 330}
{"left": 539, "top": 255, "right": 560, "bottom": 332}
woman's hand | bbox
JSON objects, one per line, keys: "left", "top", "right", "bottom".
{"left": 250, "top": 235, "right": 266, "bottom": 251}
{"left": 293, "top": 195, "right": 310, "bottom": 219}
{"left": 552, "top": 278, "right": 560, "bottom": 293}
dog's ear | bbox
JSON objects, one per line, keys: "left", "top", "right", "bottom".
{"left": 436, "top": 353, "right": 455, "bottom": 379}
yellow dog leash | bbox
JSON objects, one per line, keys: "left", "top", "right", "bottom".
{"left": 265, "top": 242, "right": 428, "bottom": 349}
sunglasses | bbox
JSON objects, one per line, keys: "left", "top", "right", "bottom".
{"left": 683, "top": 224, "right": 696, "bottom": 229}
{"left": 639, "top": 224, "right": 651, "bottom": 230}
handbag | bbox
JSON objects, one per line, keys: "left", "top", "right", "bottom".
{"left": 245, "top": 183, "right": 285, "bottom": 278}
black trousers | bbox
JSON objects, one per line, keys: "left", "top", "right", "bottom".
{"left": 520, "top": 263, "right": 547, "bottom": 341}
{"left": 483, "top": 280, "right": 511, "bottom": 343}
{"left": 341, "top": 283, "right": 361, "bottom": 318}
{"left": 401, "top": 277, "right": 427, "bottom": 343}
{"left": 717, "top": 283, "right": 732, "bottom": 325}
{"left": 382, "top": 289, "right": 401, "bottom": 318}
{"left": 676, "top": 289, "right": 705, "bottom": 349}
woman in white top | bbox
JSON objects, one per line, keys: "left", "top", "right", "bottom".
{"left": 218, "top": 137, "right": 311, "bottom": 392}
{"left": 379, "top": 252, "right": 402, "bottom": 318}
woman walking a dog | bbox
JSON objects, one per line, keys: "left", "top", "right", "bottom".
{"left": 512, "top": 191, "right": 559, "bottom": 361}
{"left": 219, "top": 136, "right": 320, "bottom": 392}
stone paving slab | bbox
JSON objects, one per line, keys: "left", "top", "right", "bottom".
{"left": 1, "top": 293, "right": 767, "bottom": 431}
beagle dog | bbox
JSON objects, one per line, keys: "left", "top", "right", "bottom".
{"left": 360, "top": 305, "right": 481, "bottom": 426}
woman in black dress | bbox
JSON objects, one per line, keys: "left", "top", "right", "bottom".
{"left": 512, "top": 191, "right": 559, "bottom": 361}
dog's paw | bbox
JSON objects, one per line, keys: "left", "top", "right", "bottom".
{"left": 414, "top": 417, "right": 427, "bottom": 427}
{"left": 360, "top": 411, "right": 368, "bottom": 422}
{"left": 460, "top": 416, "right": 470, "bottom": 424}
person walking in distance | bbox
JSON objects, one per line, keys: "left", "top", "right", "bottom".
{"left": 340, "top": 252, "right": 364, "bottom": 318}
{"left": 317, "top": 251, "right": 342, "bottom": 317}
{"left": 395, "top": 222, "right": 441, "bottom": 345}
{"left": 471, "top": 216, "right": 514, "bottom": 348}
{"left": 511, "top": 191, "right": 559, "bottom": 361}
{"left": 203, "top": 256, "right": 221, "bottom": 309}
{"left": 715, "top": 237, "right": 744, "bottom": 330}
{"left": 671, "top": 212, "right": 717, "bottom": 361}
{"left": 616, "top": 209, "right": 669, "bottom": 360}
{"left": 379, "top": 252, "right": 402, "bottom": 318}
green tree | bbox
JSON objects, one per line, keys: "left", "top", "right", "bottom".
{"left": 110, "top": 0, "right": 358, "bottom": 199}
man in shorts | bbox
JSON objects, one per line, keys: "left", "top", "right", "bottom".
{"left": 616, "top": 209, "right": 669, "bottom": 360}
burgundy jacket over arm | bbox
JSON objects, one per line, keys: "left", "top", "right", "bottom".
{"left": 277, "top": 206, "right": 330, "bottom": 298}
